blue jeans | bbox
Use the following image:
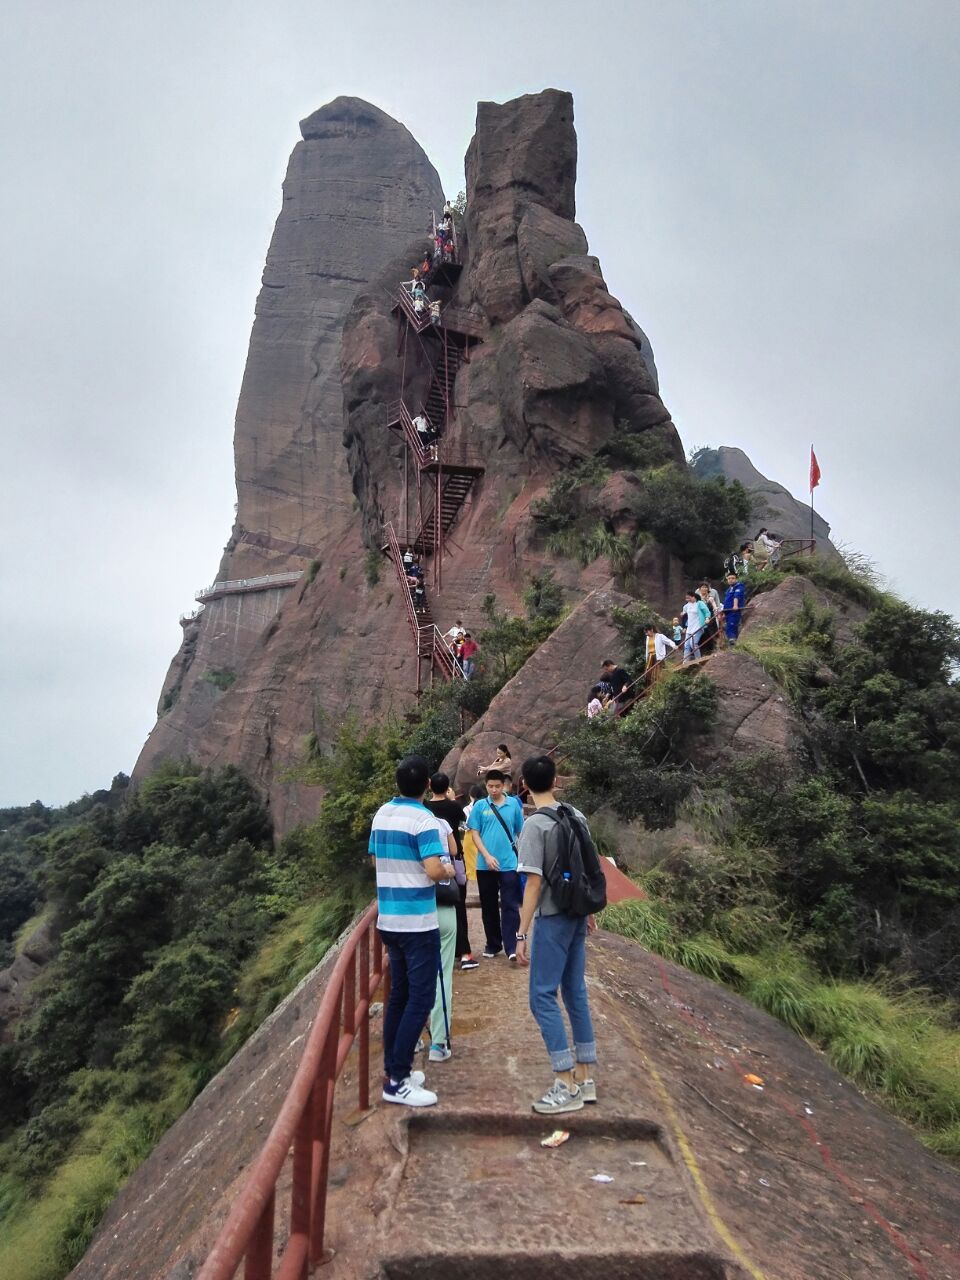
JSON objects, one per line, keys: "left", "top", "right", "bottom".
{"left": 378, "top": 927, "right": 440, "bottom": 1084}
{"left": 683, "top": 632, "right": 701, "bottom": 662}
{"left": 528, "top": 914, "right": 597, "bottom": 1072}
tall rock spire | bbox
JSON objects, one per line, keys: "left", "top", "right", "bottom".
{"left": 135, "top": 99, "right": 443, "bottom": 780}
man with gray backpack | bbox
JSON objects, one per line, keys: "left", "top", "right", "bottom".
{"left": 515, "top": 754, "right": 607, "bottom": 1114}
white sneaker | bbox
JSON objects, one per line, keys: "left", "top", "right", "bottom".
{"left": 383, "top": 1077, "right": 438, "bottom": 1107}
{"left": 428, "top": 1043, "right": 452, "bottom": 1062}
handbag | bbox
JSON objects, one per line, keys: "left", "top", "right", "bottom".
{"left": 435, "top": 875, "right": 460, "bottom": 906}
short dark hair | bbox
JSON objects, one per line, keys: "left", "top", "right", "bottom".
{"left": 485, "top": 769, "right": 505, "bottom": 782}
{"left": 686, "top": 589, "right": 697, "bottom": 599}
{"left": 644, "top": 625, "right": 655, "bottom": 633}
{"left": 590, "top": 684, "right": 604, "bottom": 696}
{"left": 601, "top": 659, "right": 615, "bottom": 668}
{"left": 430, "top": 771, "right": 449, "bottom": 794}
{"left": 396, "top": 755, "right": 431, "bottom": 797}
{"left": 469, "top": 783, "right": 485, "bottom": 800}
{"left": 521, "top": 755, "right": 556, "bottom": 793}
{"left": 739, "top": 542, "right": 751, "bottom": 552}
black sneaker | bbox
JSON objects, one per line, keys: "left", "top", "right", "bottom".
{"left": 460, "top": 955, "right": 480, "bottom": 970}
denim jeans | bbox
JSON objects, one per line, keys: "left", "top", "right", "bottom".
{"left": 683, "top": 632, "right": 701, "bottom": 662}
{"left": 528, "top": 913, "right": 597, "bottom": 1072}
{"left": 378, "top": 927, "right": 440, "bottom": 1083}
{"left": 476, "top": 869, "right": 522, "bottom": 957}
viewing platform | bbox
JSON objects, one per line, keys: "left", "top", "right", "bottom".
{"left": 195, "top": 571, "right": 303, "bottom": 605}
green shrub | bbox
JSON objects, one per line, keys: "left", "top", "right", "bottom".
{"left": 363, "top": 549, "right": 381, "bottom": 588}
{"left": 203, "top": 667, "right": 237, "bottom": 692}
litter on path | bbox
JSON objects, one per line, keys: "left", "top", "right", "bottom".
{"left": 540, "top": 1130, "right": 570, "bottom": 1149}
{"left": 619, "top": 1194, "right": 647, "bottom": 1205}
{"left": 591, "top": 1174, "right": 615, "bottom": 1183}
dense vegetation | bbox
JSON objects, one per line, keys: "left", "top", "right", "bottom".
{"left": 562, "top": 576, "right": 960, "bottom": 1159}
{"left": 530, "top": 431, "right": 752, "bottom": 579}
{"left": 0, "top": 763, "right": 341, "bottom": 1279}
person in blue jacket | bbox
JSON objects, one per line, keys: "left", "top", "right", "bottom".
{"left": 723, "top": 572, "right": 747, "bottom": 644}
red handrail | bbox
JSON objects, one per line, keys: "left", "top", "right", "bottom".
{"left": 383, "top": 521, "right": 425, "bottom": 640}
{"left": 196, "top": 904, "right": 384, "bottom": 1280}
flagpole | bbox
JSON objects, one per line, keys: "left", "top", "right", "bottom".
{"left": 809, "top": 442, "right": 815, "bottom": 547}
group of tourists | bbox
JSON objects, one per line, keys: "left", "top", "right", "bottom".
{"left": 583, "top": 543, "right": 774, "bottom": 716}
{"left": 370, "top": 748, "right": 604, "bottom": 1116}
{"left": 404, "top": 202, "right": 459, "bottom": 322}
{"left": 444, "top": 619, "right": 479, "bottom": 679}
{"left": 401, "top": 548, "right": 428, "bottom": 614}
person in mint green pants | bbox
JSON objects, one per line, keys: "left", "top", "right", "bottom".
{"left": 429, "top": 900, "right": 458, "bottom": 1060}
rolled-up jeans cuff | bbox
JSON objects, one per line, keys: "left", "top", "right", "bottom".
{"left": 549, "top": 1047, "right": 575, "bottom": 1072}
{"left": 575, "top": 1041, "right": 597, "bottom": 1065}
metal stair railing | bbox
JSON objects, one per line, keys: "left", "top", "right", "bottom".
{"left": 195, "top": 904, "right": 385, "bottom": 1280}
{"left": 383, "top": 522, "right": 426, "bottom": 640}
{"left": 397, "top": 401, "right": 433, "bottom": 470}
{"left": 423, "top": 624, "right": 465, "bottom": 681}
{"left": 396, "top": 281, "right": 433, "bottom": 332}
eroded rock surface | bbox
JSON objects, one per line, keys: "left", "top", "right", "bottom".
{"left": 136, "top": 99, "right": 443, "bottom": 783}
{"left": 442, "top": 588, "right": 632, "bottom": 793}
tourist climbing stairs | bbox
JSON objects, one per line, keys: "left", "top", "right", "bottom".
{"left": 381, "top": 521, "right": 463, "bottom": 683}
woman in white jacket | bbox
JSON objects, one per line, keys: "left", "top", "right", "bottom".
{"left": 644, "top": 626, "right": 678, "bottom": 686}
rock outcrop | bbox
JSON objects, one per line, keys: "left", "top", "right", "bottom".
{"left": 691, "top": 445, "right": 838, "bottom": 556}
{"left": 0, "top": 917, "right": 55, "bottom": 1041}
{"left": 136, "top": 99, "right": 444, "bottom": 782}
{"left": 135, "top": 89, "right": 686, "bottom": 835}
{"left": 442, "top": 587, "right": 633, "bottom": 793}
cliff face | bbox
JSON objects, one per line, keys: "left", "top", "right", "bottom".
{"left": 135, "top": 89, "right": 685, "bottom": 835}
{"left": 135, "top": 99, "right": 444, "bottom": 781}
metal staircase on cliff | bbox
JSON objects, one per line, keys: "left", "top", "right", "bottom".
{"left": 383, "top": 222, "right": 486, "bottom": 688}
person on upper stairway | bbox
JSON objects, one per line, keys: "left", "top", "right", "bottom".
{"left": 459, "top": 633, "right": 479, "bottom": 680}
{"left": 402, "top": 547, "right": 415, "bottom": 571}
{"left": 413, "top": 582, "right": 427, "bottom": 613}
{"left": 413, "top": 411, "right": 439, "bottom": 453}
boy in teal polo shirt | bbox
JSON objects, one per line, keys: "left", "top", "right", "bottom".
{"left": 467, "top": 769, "right": 524, "bottom": 960}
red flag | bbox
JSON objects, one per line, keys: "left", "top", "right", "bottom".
{"left": 809, "top": 446, "right": 821, "bottom": 493}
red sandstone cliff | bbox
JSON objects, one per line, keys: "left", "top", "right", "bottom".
{"left": 135, "top": 90, "right": 685, "bottom": 835}
{"left": 135, "top": 98, "right": 444, "bottom": 782}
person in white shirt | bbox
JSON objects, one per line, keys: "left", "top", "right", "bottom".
{"left": 446, "top": 619, "right": 465, "bottom": 644}
{"left": 755, "top": 528, "right": 781, "bottom": 566}
{"left": 643, "top": 626, "right": 677, "bottom": 685}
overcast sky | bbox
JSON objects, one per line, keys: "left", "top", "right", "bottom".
{"left": 1, "top": 1, "right": 957, "bottom": 807}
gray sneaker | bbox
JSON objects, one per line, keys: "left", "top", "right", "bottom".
{"left": 577, "top": 1078, "right": 597, "bottom": 1103}
{"left": 532, "top": 1080, "right": 584, "bottom": 1114}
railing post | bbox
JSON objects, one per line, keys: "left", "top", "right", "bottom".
{"left": 358, "top": 927, "right": 371, "bottom": 1112}
{"left": 244, "top": 1189, "right": 275, "bottom": 1280}
{"left": 309, "top": 1017, "right": 340, "bottom": 1268}
{"left": 288, "top": 1081, "right": 315, "bottom": 1276}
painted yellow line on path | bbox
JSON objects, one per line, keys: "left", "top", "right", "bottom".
{"left": 602, "top": 992, "right": 768, "bottom": 1280}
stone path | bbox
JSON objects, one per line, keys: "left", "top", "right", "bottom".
{"left": 318, "top": 913, "right": 960, "bottom": 1280}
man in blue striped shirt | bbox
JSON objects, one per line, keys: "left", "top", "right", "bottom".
{"left": 369, "top": 755, "right": 456, "bottom": 1107}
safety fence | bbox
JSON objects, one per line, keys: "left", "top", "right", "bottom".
{"left": 196, "top": 572, "right": 303, "bottom": 604}
{"left": 196, "top": 904, "right": 385, "bottom": 1280}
